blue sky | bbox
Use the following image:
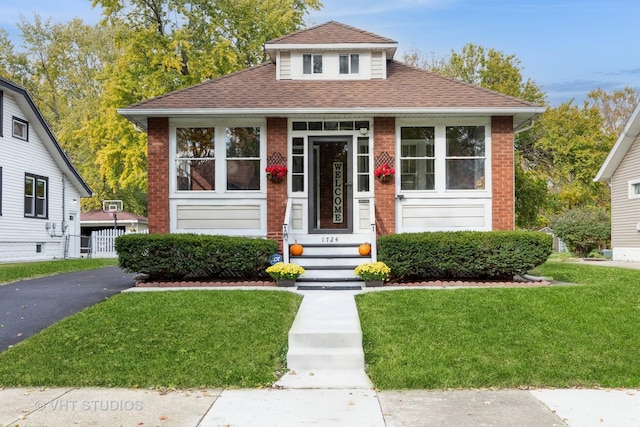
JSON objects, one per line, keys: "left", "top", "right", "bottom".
{"left": 2, "top": 0, "right": 639, "bottom": 105}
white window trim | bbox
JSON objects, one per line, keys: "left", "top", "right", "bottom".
{"left": 628, "top": 179, "right": 640, "bottom": 199}
{"left": 12, "top": 116, "right": 28, "bottom": 141}
{"left": 169, "top": 119, "right": 266, "bottom": 198}
{"left": 396, "top": 119, "right": 492, "bottom": 198}
{"left": 339, "top": 53, "right": 360, "bottom": 75}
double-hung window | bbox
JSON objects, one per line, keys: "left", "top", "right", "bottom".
{"left": 303, "top": 54, "right": 323, "bottom": 74}
{"left": 400, "top": 127, "right": 435, "bottom": 190}
{"left": 25, "top": 174, "right": 48, "bottom": 218}
{"left": 176, "top": 127, "right": 216, "bottom": 191}
{"left": 226, "top": 127, "right": 260, "bottom": 190}
{"left": 446, "top": 126, "right": 486, "bottom": 190}
{"left": 339, "top": 54, "right": 360, "bottom": 74}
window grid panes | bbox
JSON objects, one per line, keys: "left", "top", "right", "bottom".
{"left": 226, "top": 127, "right": 260, "bottom": 190}
{"left": 446, "top": 126, "right": 485, "bottom": 190}
{"left": 339, "top": 54, "right": 360, "bottom": 74}
{"left": 176, "top": 127, "right": 215, "bottom": 191}
{"left": 24, "top": 174, "right": 47, "bottom": 218}
{"left": 292, "top": 137, "right": 305, "bottom": 192}
{"left": 303, "top": 54, "right": 323, "bottom": 74}
{"left": 356, "top": 137, "right": 370, "bottom": 192}
{"left": 400, "top": 127, "right": 435, "bottom": 190}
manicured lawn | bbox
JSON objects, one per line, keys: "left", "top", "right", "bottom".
{"left": 357, "top": 262, "right": 640, "bottom": 389}
{"left": 0, "top": 291, "right": 302, "bottom": 388}
{"left": 0, "top": 258, "right": 118, "bottom": 285}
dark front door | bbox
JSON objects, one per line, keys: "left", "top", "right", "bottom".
{"left": 309, "top": 137, "right": 353, "bottom": 233}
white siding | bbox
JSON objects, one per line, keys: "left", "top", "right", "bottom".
{"left": 610, "top": 134, "right": 640, "bottom": 259}
{"left": 171, "top": 199, "right": 266, "bottom": 236}
{"left": 292, "top": 203, "right": 303, "bottom": 230}
{"left": 398, "top": 199, "right": 491, "bottom": 233}
{"left": 289, "top": 52, "right": 373, "bottom": 80}
{"left": 279, "top": 52, "right": 291, "bottom": 80}
{"left": 0, "top": 92, "right": 82, "bottom": 261}
{"left": 371, "top": 51, "right": 385, "bottom": 79}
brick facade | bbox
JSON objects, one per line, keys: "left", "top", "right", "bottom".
{"left": 491, "top": 116, "right": 515, "bottom": 230}
{"left": 147, "top": 117, "right": 170, "bottom": 233}
{"left": 373, "top": 117, "right": 396, "bottom": 236}
{"left": 266, "top": 117, "right": 289, "bottom": 251}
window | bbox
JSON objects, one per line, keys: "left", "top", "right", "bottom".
{"left": 292, "top": 137, "right": 305, "bottom": 192}
{"left": 446, "top": 126, "right": 485, "bottom": 190}
{"left": 303, "top": 54, "right": 323, "bottom": 74}
{"left": 13, "top": 117, "right": 28, "bottom": 141}
{"left": 25, "top": 174, "right": 48, "bottom": 218}
{"left": 339, "top": 54, "right": 360, "bottom": 74}
{"left": 226, "top": 127, "right": 260, "bottom": 190}
{"left": 629, "top": 180, "right": 640, "bottom": 199}
{"left": 400, "top": 127, "right": 435, "bottom": 190}
{"left": 176, "top": 127, "right": 215, "bottom": 191}
{"left": 356, "top": 137, "right": 370, "bottom": 192}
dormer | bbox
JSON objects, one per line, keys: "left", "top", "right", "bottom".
{"left": 264, "top": 21, "right": 398, "bottom": 81}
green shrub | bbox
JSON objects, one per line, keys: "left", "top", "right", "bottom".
{"left": 551, "top": 208, "right": 611, "bottom": 257}
{"left": 377, "top": 231, "right": 552, "bottom": 280}
{"left": 115, "top": 234, "right": 278, "bottom": 280}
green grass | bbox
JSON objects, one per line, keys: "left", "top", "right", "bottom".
{"left": 0, "top": 258, "right": 118, "bottom": 285}
{"left": 0, "top": 291, "right": 302, "bottom": 388}
{"left": 357, "top": 262, "right": 640, "bottom": 389}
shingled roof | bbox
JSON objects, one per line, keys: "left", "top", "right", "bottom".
{"left": 119, "top": 21, "right": 545, "bottom": 130}
{"left": 266, "top": 21, "right": 397, "bottom": 45}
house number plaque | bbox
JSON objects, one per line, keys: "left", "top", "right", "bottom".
{"left": 333, "top": 162, "right": 343, "bottom": 223}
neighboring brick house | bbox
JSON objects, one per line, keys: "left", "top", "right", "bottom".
{"left": 595, "top": 102, "right": 640, "bottom": 261}
{"left": 119, "top": 21, "right": 544, "bottom": 280}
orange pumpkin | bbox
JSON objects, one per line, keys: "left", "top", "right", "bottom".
{"left": 358, "top": 243, "right": 371, "bottom": 256}
{"left": 290, "top": 241, "right": 304, "bottom": 256}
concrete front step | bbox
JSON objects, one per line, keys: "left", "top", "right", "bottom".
{"left": 287, "top": 348, "right": 365, "bottom": 370}
{"left": 299, "top": 268, "right": 358, "bottom": 281}
{"left": 289, "top": 331, "right": 363, "bottom": 348}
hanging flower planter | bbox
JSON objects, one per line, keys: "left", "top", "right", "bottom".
{"left": 374, "top": 163, "right": 395, "bottom": 183}
{"left": 266, "top": 164, "right": 288, "bottom": 183}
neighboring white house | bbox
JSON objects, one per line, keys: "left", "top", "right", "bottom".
{"left": 0, "top": 77, "right": 92, "bottom": 262}
{"left": 595, "top": 103, "right": 640, "bottom": 261}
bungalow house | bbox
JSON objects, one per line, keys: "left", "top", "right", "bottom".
{"left": 595, "top": 102, "right": 640, "bottom": 261}
{"left": 0, "top": 77, "right": 92, "bottom": 262}
{"left": 118, "top": 21, "right": 545, "bottom": 280}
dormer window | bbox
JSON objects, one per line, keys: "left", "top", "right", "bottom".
{"left": 303, "top": 54, "right": 323, "bottom": 74}
{"left": 339, "top": 54, "right": 360, "bottom": 74}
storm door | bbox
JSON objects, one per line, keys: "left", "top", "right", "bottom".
{"left": 309, "top": 137, "right": 353, "bottom": 233}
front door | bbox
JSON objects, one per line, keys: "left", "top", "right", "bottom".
{"left": 309, "top": 137, "right": 353, "bottom": 233}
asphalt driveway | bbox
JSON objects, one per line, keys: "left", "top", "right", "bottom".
{"left": 0, "top": 266, "right": 135, "bottom": 352}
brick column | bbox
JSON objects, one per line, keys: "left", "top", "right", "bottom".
{"left": 266, "top": 117, "right": 288, "bottom": 251}
{"left": 491, "top": 116, "right": 515, "bottom": 230}
{"left": 373, "top": 117, "right": 396, "bottom": 236}
{"left": 147, "top": 117, "right": 170, "bottom": 233}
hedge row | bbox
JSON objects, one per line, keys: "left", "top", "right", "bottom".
{"left": 377, "top": 231, "right": 552, "bottom": 280}
{"left": 115, "top": 234, "right": 278, "bottom": 280}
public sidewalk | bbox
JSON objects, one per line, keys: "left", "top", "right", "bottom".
{"left": 2, "top": 386, "right": 640, "bottom": 426}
